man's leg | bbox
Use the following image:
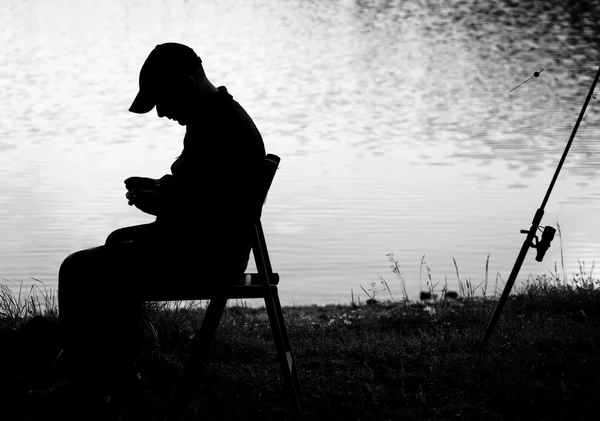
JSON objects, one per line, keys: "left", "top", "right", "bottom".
{"left": 105, "top": 222, "right": 161, "bottom": 246}
{"left": 58, "top": 245, "right": 142, "bottom": 395}
{"left": 56, "top": 226, "right": 249, "bottom": 399}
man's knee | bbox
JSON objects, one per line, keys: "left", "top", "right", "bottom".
{"left": 59, "top": 247, "right": 104, "bottom": 281}
{"left": 59, "top": 251, "right": 83, "bottom": 280}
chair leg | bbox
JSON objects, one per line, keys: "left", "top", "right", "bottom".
{"left": 264, "top": 287, "right": 303, "bottom": 414}
{"left": 175, "top": 297, "right": 228, "bottom": 412}
{"left": 272, "top": 290, "right": 304, "bottom": 401}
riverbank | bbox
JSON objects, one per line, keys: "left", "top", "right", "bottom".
{"left": 1, "top": 272, "right": 600, "bottom": 420}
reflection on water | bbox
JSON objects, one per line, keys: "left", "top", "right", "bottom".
{"left": 1, "top": 0, "right": 599, "bottom": 306}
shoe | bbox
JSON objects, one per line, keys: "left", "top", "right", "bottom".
{"left": 27, "top": 379, "right": 112, "bottom": 411}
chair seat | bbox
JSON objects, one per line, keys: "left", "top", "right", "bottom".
{"left": 144, "top": 272, "right": 280, "bottom": 301}
{"left": 235, "top": 272, "right": 280, "bottom": 286}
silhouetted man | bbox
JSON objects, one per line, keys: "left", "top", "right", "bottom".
{"left": 35, "top": 42, "right": 266, "bottom": 406}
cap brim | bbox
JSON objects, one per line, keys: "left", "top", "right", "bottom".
{"left": 128, "top": 90, "right": 156, "bottom": 114}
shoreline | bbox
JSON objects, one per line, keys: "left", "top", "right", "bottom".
{"left": 2, "top": 274, "right": 600, "bottom": 420}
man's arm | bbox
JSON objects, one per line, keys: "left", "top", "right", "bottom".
{"left": 126, "top": 188, "right": 165, "bottom": 216}
{"left": 130, "top": 173, "right": 199, "bottom": 218}
{"left": 124, "top": 171, "right": 196, "bottom": 217}
{"left": 125, "top": 175, "right": 173, "bottom": 216}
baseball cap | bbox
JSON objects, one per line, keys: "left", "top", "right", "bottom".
{"left": 129, "top": 43, "right": 202, "bottom": 114}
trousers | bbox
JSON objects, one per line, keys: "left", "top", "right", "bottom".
{"left": 58, "top": 222, "right": 249, "bottom": 388}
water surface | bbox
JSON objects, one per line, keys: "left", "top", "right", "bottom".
{"left": 1, "top": 0, "right": 599, "bottom": 306}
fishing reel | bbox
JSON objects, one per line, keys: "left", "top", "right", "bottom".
{"left": 520, "top": 225, "right": 556, "bottom": 262}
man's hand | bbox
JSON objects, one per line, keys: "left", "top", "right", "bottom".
{"left": 124, "top": 176, "right": 158, "bottom": 191}
{"left": 125, "top": 188, "right": 164, "bottom": 216}
{"left": 125, "top": 189, "right": 138, "bottom": 206}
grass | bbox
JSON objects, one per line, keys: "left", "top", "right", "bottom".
{"left": 2, "top": 253, "right": 600, "bottom": 420}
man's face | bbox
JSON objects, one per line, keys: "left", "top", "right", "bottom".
{"left": 154, "top": 77, "right": 195, "bottom": 125}
{"left": 156, "top": 98, "right": 188, "bottom": 125}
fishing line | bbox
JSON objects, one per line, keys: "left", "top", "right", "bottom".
{"left": 508, "top": 68, "right": 545, "bottom": 93}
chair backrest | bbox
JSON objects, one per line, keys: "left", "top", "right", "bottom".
{"left": 250, "top": 154, "right": 280, "bottom": 279}
{"left": 254, "top": 154, "right": 281, "bottom": 220}
{"left": 261, "top": 154, "right": 281, "bottom": 202}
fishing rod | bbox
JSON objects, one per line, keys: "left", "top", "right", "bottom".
{"left": 478, "top": 64, "right": 600, "bottom": 351}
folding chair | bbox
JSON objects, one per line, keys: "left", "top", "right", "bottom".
{"left": 144, "top": 154, "right": 303, "bottom": 416}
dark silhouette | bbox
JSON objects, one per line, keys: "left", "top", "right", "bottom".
{"left": 29, "top": 42, "right": 266, "bottom": 408}
{"left": 0, "top": 316, "right": 62, "bottom": 420}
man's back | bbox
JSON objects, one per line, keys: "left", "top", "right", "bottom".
{"left": 155, "top": 86, "right": 266, "bottom": 269}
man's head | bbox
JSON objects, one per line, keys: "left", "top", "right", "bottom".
{"left": 129, "top": 43, "right": 204, "bottom": 125}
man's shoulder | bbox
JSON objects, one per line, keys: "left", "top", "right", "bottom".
{"left": 216, "top": 85, "right": 231, "bottom": 97}
{"left": 185, "top": 86, "right": 264, "bottom": 149}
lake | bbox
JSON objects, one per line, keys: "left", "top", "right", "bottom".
{"left": 1, "top": 0, "right": 599, "bottom": 307}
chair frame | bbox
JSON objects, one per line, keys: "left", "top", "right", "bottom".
{"left": 157, "top": 154, "right": 303, "bottom": 415}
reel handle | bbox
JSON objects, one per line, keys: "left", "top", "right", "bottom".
{"left": 520, "top": 225, "right": 556, "bottom": 262}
